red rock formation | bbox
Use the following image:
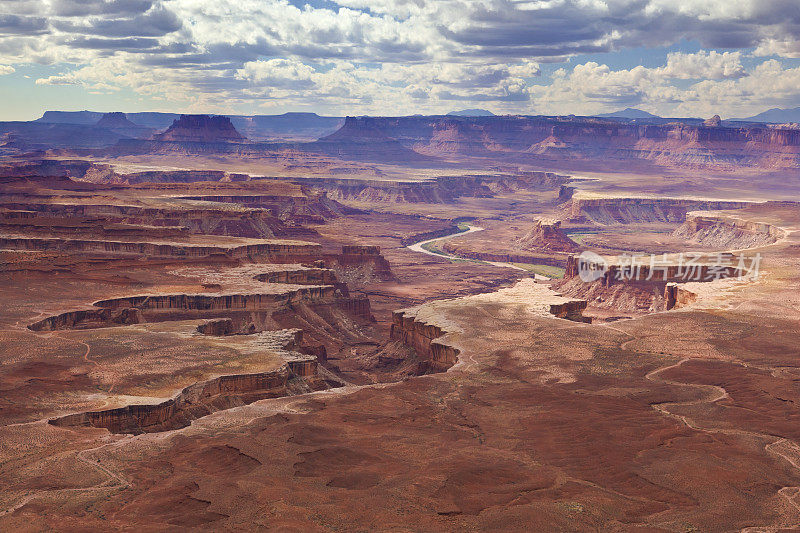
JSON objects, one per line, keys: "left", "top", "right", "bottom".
{"left": 49, "top": 367, "right": 291, "bottom": 433}
{"left": 390, "top": 310, "right": 460, "bottom": 373}
{"left": 314, "top": 115, "right": 800, "bottom": 169}
{"left": 566, "top": 196, "right": 753, "bottom": 224}
{"left": 517, "top": 219, "right": 579, "bottom": 252}
{"left": 197, "top": 318, "right": 236, "bottom": 336}
{"left": 154, "top": 115, "right": 245, "bottom": 143}
{"left": 254, "top": 268, "right": 338, "bottom": 285}
{"left": 325, "top": 245, "right": 394, "bottom": 282}
{"left": 675, "top": 212, "right": 784, "bottom": 249}
{"left": 0, "top": 236, "right": 322, "bottom": 262}
{"left": 664, "top": 282, "right": 698, "bottom": 310}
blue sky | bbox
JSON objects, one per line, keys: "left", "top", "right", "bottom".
{"left": 1, "top": 0, "right": 800, "bottom": 120}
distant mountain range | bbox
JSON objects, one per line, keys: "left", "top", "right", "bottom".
{"left": 732, "top": 107, "right": 800, "bottom": 124}
{"left": 35, "top": 111, "right": 344, "bottom": 141}
{"left": 594, "top": 108, "right": 661, "bottom": 119}
{"left": 447, "top": 109, "right": 495, "bottom": 117}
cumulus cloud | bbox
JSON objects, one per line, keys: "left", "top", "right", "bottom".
{"left": 1, "top": 0, "right": 800, "bottom": 115}
{"left": 0, "top": 63, "right": 13, "bottom": 74}
{"left": 533, "top": 54, "right": 800, "bottom": 118}
{"left": 659, "top": 51, "right": 746, "bottom": 79}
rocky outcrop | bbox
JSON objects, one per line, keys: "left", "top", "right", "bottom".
{"left": 154, "top": 114, "right": 245, "bottom": 143}
{"left": 561, "top": 252, "right": 748, "bottom": 312}
{"left": 93, "top": 286, "right": 338, "bottom": 311}
{"left": 325, "top": 245, "right": 394, "bottom": 282}
{"left": 517, "top": 219, "right": 579, "bottom": 252}
{"left": 30, "top": 285, "right": 373, "bottom": 331}
{"left": 95, "top": 112, "right": 153, "bottom": 139}
{"left": 0, "top": 201, "right": 296, "bottom": 238}
{"left": 664, "top": 283, "right": 698, "bottom": 310}
{"left": 197, "top": 318, "right": 236, "bottom": 336}
{"left": 390, "top": 310, "right": 460, "bottom": 373}
{"left": 563, "top": 254, "right": 746, "bottom": 286}
{"left": 674, "top": 211, "right": 785, "bottom": 249}
{"left": 28, "top": 307, "right": 142, "bottom": 331}
{"left": 49, "top": 368, "right": 289, "bottom": 433}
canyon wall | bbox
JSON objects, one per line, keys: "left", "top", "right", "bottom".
{"left": 390, "top": 310, "right": 460, "bottom": 373}
{"left": 315, "top": 115, "right": 800, "bottom": 170}
{"left": 675, "top": 211, "right": 785, "bottom": 249}
{"left": 0, "top": 236, "right": 322, "bottom": 261}
{"left": 566, "top": 196, "right": 753, "bottom": 225}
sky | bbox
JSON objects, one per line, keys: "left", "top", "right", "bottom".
{"left": 1, "top": 0, "right": 800, "bottom": 120}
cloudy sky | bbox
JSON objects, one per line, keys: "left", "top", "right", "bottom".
{"left": 1, "top": 0, "right": 800, "bottom": 120}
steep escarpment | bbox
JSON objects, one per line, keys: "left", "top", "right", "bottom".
{"left": 311, "top": 116, "right": 433, "bottom": 163}
{"left": 317, "top": 115, "right": 800, "bottom": 170}
{"left": 558, "top": 253, "right": 749, "bottom": 313}
{"left": 28, "top": 285, "right": 372, "bottom": 331}
{"left": 0, "top": 235, "right": 322, "bottom": 261}
{"left": 293, "top": 171, "right": 569, "bottom": 204}
{"left": 325, "top": 245, "right": 395, "bottom": 282}
{"left": 675, "top": 211, "right": 785, "bottom": 249}
{"left": 390, "top": 310, "right": 460, "bottom": 373}
{"left": 49, "top": 330, "right": 335, "bottom": 434}
{"left": 390, "top": 279, "right": 589, "bottom": 372}
{"left": 565, "top": 194, "right": 753, "bottom": 225}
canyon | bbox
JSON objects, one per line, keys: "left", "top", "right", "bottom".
{"left": 2, "top": 112, "right": 800, "bottom": 532}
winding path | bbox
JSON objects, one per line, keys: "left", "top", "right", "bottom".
{"left": 405, "top": 224, "right": 527, "bottom": 271}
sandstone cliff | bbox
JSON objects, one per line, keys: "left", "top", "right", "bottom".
{"left": 674, "top": 211, "right": 785, "bottom": 249}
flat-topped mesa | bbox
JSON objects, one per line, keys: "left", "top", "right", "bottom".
{"left": 518, "top": 218, "right": 579, "bottom": 253}
{"left": 391, "top": 280, "right": 589, "bottom": 372}
{"left": 93, "top": 286, "right": 338, "bottom": 311}
{"left": 0, "top": 201, "right": 296, "bottom": 238}
{"left": 96, "top": 111, "right": 141, "bottom": 130}
{"left": 154, "top": 114, "right": 245, "bottom": 143}
{"left": 560, "top": 252, "right": 751, "bottom": 313}
{"left": 29, "top": 282, "right": 374, "bottom": 331}
{"left": 282, "top": 172, "right": 569, "bottom": 204}
{"left": 566, "top": 194, "right": 753, "bottom": 225}
{"left": 174, "top": 189, "right": 349, "bottom": 223}
{"left": 314, "top": 115, "right": 800, "bottom": 170}
{"left": 675, "top": 211, "right": 785, "bottom": 249}
{"left": 48, "top": 329, "right": 330, "bottom": 434}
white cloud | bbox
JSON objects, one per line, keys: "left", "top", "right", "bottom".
{"left": 0, "top": 64, "right": 14, "bottom": 75}
{"left": 2, "top": 0, "right": 800, "bottom": 116}
{"left": 659, "top": 50, "right": 746, "bottom": 79}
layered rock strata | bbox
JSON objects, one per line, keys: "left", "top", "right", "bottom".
{"left": 566, "top": 194, "right": 753, "bottom": 225}
{"left": 49, "top": 329, "right": 329, "bottom": 434}
{"left": 391, "top": 279, "right": 589, "bottom": 372}
{"left": 675, "top": 211, "right": 785, "bottom": 249}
